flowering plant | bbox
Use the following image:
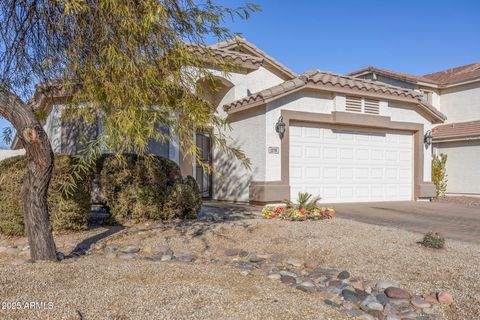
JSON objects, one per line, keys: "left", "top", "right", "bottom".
{"left": 262, "top": 192, "right": 335, "bottom": 221}
{"left": 263, "top": 206, "right": 335, "bottom": 221}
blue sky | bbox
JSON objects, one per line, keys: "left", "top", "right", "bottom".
{"left": 1, "top": 0, "right": 479, "bottom": 147}
{"left": 216, "top": 0, "right": 479, "bottom": 75}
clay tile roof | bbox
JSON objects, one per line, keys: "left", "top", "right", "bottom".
{"left": 186, "top": 44, "right": 264, "bottom": 70}
{"left": 433, "top": 120, "right": 480, "bottom": 141}
{"left": 350, "top": 62, "right": 480, "bottom": 87}
{"left": 348, "top": 66, "right": 436, "bottom": 84}
{"left": 422, "top": 62, "right": 480, "bottom": 85}
{"left": 224, "top": 70, "right": 446, "bottom": 122}
{"left": 210, "top": 37, "right": 296, "bottom": 79}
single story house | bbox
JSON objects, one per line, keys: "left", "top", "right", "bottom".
{"left": 13, "top": 38, "right": 447, "bottom": 203}
{"left": 350, "top": 63, "right": 480, "bottom": 196}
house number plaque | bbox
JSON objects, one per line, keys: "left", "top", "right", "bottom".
{"left": 268, "top": 146, "right": 279, "bottom": 154}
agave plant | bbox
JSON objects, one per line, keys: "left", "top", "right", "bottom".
{"left": 283, "top": 192, "right": 321, "bottom": 211}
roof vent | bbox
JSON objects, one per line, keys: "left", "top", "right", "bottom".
{"left": 346, "top": 96, "right": 379, "bottom": 115}
{"left": 345, "top": 96, "right": 362, "bottom": 113}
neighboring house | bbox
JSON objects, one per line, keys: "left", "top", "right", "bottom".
{"left": 13, "top": 38, "right": 446, "bottom": 203}
{"left": 350, "top": 63, "right": 480, "bottom": 196}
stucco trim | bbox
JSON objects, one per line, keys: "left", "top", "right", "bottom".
{"left": 249, "top": 181, "right": 290, "bottom": 203}
{"left": 250, "top": 110, "right": 436, "bottom": 202}
{"left": 418, "top": 183, "right": 437, "bottom": 198}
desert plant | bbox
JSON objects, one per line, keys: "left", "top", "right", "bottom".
{"left": 421, "top": 232, "right": 445, "bottom": 249}
{"left": 432, "top": 154, "right": 448, "bottom": 197}
{"left": 0, "top": 155, "right": 92, "bottom": 236}
{"left": 100, "top": 154, "right": 201, "bottom": 223}
{"left": 284, "top": 192, "right": 321, "bottom": 211}
{"left": 163, "top": 178, "right": 202, "bottom": 220}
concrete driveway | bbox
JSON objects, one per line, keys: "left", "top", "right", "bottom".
{"left": 332, "top": 201, "right": 480, "bottom": 243}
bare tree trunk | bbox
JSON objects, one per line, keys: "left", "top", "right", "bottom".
{"left": 0, "top": 90, "right": 57, "bottom": 261}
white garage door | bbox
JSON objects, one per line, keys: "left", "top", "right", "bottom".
{"left": 289, "top": 125, "right": 413, "bottom": 203}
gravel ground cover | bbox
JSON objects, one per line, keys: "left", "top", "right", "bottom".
{"left": 0, "top": 256, "right": 341, "bottom": 319}
{"left": 0, "top": 214, "right": 478, "bottom": 319}
{"left": 432, "top": 196, "right": 480, "bottom": 207}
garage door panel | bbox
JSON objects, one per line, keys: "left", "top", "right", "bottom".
{"left": 399, "top": 151, "right": 411, "bottom": 161}
{"left": 305, "top": 146, "right": 321, "bottom": 158}
{"left": 305, "top": 127, "right": 320, "bottom": 137}
{"left": 324, "top": 147, "right": 338, "bottom": 159}
{"left": 355, "top": 168, "right": 369, "bottom": 179}
{"left": 355, "top": 149, "right": 369, "bottom": 160}
{"left": 371, "top": 150, "right": 383, "bottom": 160}
{"left": 305, "top": 167, "right": 321, "bottom": 178}
{"left": 323, "top": 167, "right": 338, "bottom": 179}
{"left": 290, "top": 126, "right": 303, "bottom": 136}
{"left": 290, "top": 125, "right": 413, "bottom": 203}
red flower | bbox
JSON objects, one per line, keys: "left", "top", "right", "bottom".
{"left": 275, "top": 207, "right": 284, "bottom": 214}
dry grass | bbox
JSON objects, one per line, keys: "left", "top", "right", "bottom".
{"left": 0, "top": 215, "right": 478, "bottom": 320}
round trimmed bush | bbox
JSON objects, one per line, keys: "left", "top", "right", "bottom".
{"left": 163, "top": 176, "right": 202, "bottom": 220}
{"left": 99, "top": 154, "right": 201, "bottom": 223}
{"left": 0, "top": 155, "right": 92, "bottom": 236}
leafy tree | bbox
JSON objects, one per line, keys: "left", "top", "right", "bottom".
{"left": 0, "top": 0, "right": 258, "bottom": 260}
{"left": 432, "top": 153, "right": 448, "bottom": 197}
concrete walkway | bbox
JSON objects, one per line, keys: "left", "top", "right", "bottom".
{"left": 331, "top": 201, "right": 480, "bottom": 244}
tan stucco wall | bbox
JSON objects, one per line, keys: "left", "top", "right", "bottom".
{"left": 434, "top": 140, "right": 480, "bottom": 195}
{"left": 438, "top": 81, "right": 480, "bottom": 123}
{"left": 208, "top": 66, "right": 284, "bottom": 201}
{"left": 386, "top": 102, "right": 433, "bottom": 182}
{"left": 213, "top": 107, "right": 266, "bottom": 202}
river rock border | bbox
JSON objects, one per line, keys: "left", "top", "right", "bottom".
{"left": 92, "top": 244, "right": 451, "bottom": 320}
{"left": 0, "top": 239, "right": 453, "bottom": 320}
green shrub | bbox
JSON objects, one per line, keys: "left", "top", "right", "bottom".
{"left": 100, "top": 154, "right": 201, "bottom": 223}
{"left": 0, "top": 155, "right": 92, "bottom": 236}
{"left": 432, "top": 154, "right": 448, "bottom": 197}
{"left": 421, "top": 232, "right": 445, "bottom": 249}
{"left": 163, "top": 176, "right": 202, "bottom": 220}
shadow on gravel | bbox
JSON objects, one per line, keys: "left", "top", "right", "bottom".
{"left": 198, "top": 201, "right": 261, "bottom": 222}
{"left": 67, "top": 225, "right": 125, "bottom": 258}
{"left": 64, "top": 201, "right": 262, "bottom": 258}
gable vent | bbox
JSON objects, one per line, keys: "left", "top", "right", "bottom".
{"left": 345, "top": 96, "right": 362, "bottom": 113}
{"left": 364, "top": 98, "right": 380, "bottom": 114}
{"left": 345, "top": 96, "right": 380, "bottom": 115}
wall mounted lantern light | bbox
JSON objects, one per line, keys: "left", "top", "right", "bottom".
{"left": 424, "top": 130, "right": 433, "bottom": 147}
{"left": 275, "top": 116, "right": 286, "bottom": 139}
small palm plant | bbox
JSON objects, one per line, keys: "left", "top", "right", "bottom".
{"left": 284, "top": 192, "right": 321, "bottom": 211}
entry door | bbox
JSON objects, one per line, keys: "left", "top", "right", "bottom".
{"left": 195, "top": 133, "right": 212, "bottom": 198}
{"left": 289, "top": 125, "right": 413, "bottom": 203}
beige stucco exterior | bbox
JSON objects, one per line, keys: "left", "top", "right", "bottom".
{"left": 434, "top": 140, "right": 480, "bottom": 196}
{"left": 209, "top": 66, "right": 285, "bottom": 201}
{"left": 437, "top": 81, "right": 480, "bottom": 123}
